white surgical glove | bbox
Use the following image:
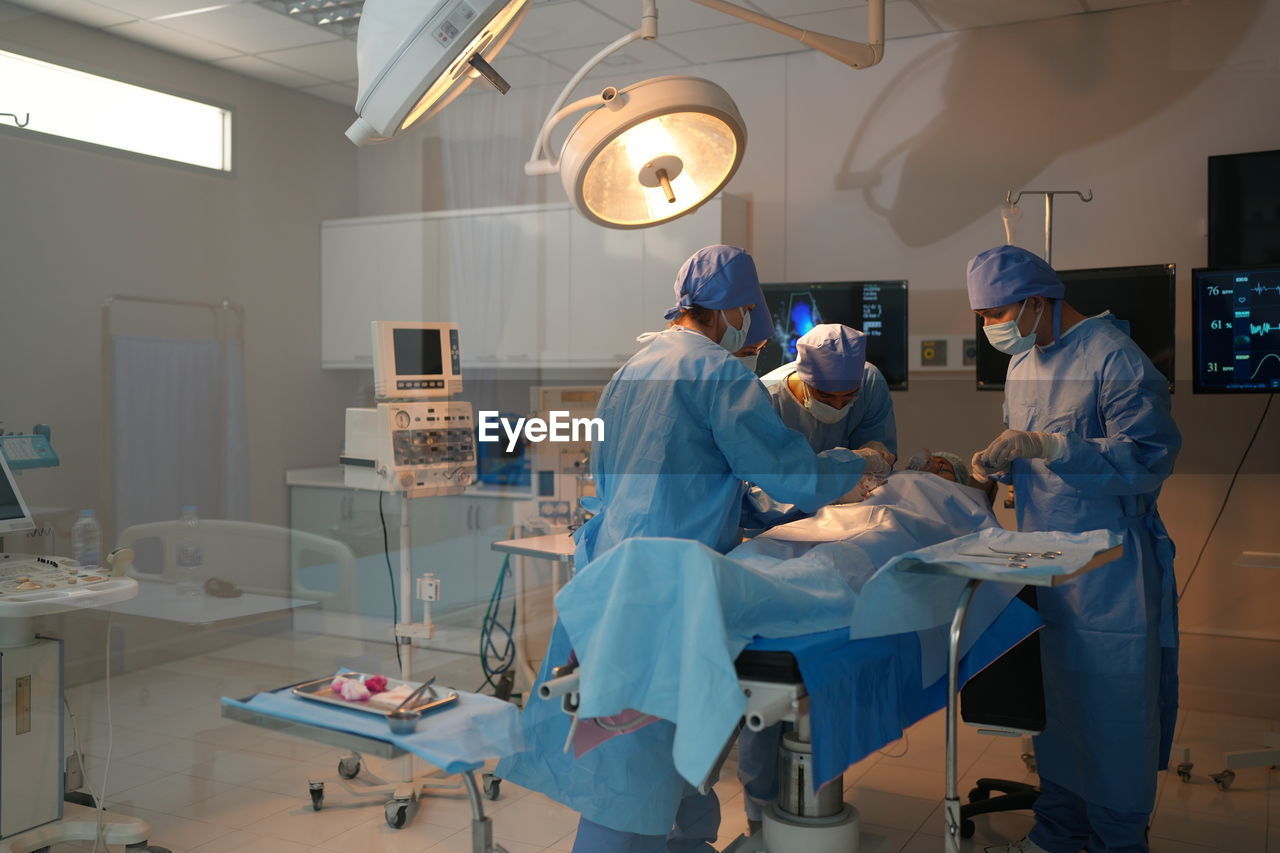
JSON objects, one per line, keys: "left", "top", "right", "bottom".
{"left": 975, "top": 429, "right": 1067, "bottom": 476}
{"left": 860, "top": 440, "right": 897, "bottom": 470}
{"left": 853, "top": 446, "right": 892, "bottom": 479}
{"left": 834, "top": 473, "right": 883, "bottom": 504}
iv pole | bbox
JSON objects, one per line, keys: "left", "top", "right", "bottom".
{"left": 1003, "top": 189, "right": 1093, "bottom": 265}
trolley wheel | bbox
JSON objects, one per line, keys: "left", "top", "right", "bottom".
{"left": 385, "top": 801, "right": 410, "bottom": 829}
{"left": 1176, "top": 762, "right": 1193, "bottom": 782}
{"left": 1021, "top": 752, "right": 1038, "bottom": 774}
{"left": 968, "top": 786, "right": 990, "bottom": 803}
{"left": 338, "top": 756, "right": 361, "bottom": 779}
{"left": 483, "top": 773, "right": 501, "bottom": 801}
{"left": 1211, "top": 769, "right": 1236, "bottom": 791}
{"left": 960, "top": 818, "right": 976, "bottom": 839}
{"left": 309, "top": 782, "right": 325, "bottom": 811}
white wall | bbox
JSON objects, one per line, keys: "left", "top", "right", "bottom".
{"left": 0, "top": 6, "right": 362, "bottom": 531}
{"left": 357, "top": 0, "right": 1280, "bottom": 715}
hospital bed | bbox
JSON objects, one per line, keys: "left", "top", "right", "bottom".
{"left": 501, "top": 472, "right": 1122, "bottom": 852}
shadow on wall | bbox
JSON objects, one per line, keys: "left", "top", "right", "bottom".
{"left": 837, "top": 0, "right": 1263, "bottom": 247}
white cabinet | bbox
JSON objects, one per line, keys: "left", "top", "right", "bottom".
{"left": 321, "top": 196, "right": 748, "bottom": 369}
{"left": 321, "top": 215, "right": 435, "bottom": 368}
{"left": 437, "top": 207, "right": 571, "bottom": 367}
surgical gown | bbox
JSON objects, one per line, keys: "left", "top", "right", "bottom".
{"left": 496, "top": 327, "right": 867, "bottom": 835}
{"left": 998, "top": 313, "right": 1180, "bottom": 816}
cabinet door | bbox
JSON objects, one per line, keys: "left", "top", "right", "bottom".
{"left": 439, "top": 210, "right": 564, "bottom": 366}
{"left": 568, "top": 215, "right": 646, "bottom": 364}
{"left": 321, "top": 218, "right": 428, "bottom": 367}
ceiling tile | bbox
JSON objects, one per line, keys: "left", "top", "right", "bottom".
{"left": 752, "top": 0, "right": 865, "bottom": 17}
{"left": 300, "top": 81, "right": 357, "bottom": 106}
{"left": 6, "top": 0, "right": 134, "bottom": 27}
{"left": 92, "top": 0, "right": 232, "bottom": 18}
{"left": 508, "top": 1, "right": 631, "bottom": 53}
{"left": 580, "top": 0, "right": 769, "bottom": 34}
{"left": 105, "top": 19, "right": 243, "bottom": 60}
{"left": 657, "top": 19, "right": 798, "bottom": 64}
{"left": 914, "top": 0, "right": 1085, "bottom": 31}
{"left": 1083, "top": 0, "right": 1171, "bottom": 10}
{"left": 257, "top": 39, "right": 355, "bottom": 82}
{"left": 213, "top": 54, "right": 326, "bottom": 87}
{"left": 539, "top": 39, "right": 692, "bottom": 81}
{"left": 152, "top": 3, "right": 339, "bottom": 54}
{"left": 783, "top": 1, "right": 938, "bottom": 43}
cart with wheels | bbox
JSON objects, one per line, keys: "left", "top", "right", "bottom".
{"left": 221, "top": 676, "right": 524, "bottom": 850}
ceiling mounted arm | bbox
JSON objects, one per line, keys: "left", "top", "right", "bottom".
{"left": 688, "top": 0, "right": 884, "bottom": 69}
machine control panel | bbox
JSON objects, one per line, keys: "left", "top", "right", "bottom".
{"left": 0, "top": 554, "right": 109, "bottom": 596}
{"left": 343, "top": 401, "right": 477, "bottom": 497}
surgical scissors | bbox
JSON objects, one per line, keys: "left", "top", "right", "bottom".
{"left": 989, "top": 546, "right": 1062, "bottom": 559}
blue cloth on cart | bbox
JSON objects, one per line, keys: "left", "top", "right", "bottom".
{"left": 220, "top": 677, "right": 524, "bottom": 773}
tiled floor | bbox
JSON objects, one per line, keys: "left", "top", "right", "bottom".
{"left": 40, "top": 631, "right": 1279, "bottom": 853}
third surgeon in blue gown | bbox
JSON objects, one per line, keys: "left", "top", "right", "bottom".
{"left": 968, "top": 245, "right": 1181, "bottom": 853}
{"left": 496, "top": 245, "right": 888, "bottom": 853}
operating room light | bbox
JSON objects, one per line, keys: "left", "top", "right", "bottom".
{"left": 345, "top": 0, "right": 529, "bottom": 145}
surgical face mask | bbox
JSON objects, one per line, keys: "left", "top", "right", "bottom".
{"left": 803, "top": 384, "right": 848, "bottom": 424}
{"left": 718, "top": 309, "right": 750, "bottom": 354}
{"left": 737, "top": 353, "right": 759, "bottom": 373}
{"left": 983, "top": 299, "right": 1044, "bottom": 355}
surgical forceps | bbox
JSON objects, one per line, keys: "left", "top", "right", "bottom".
{"left": 958, "top": 553, "right": 1031, "bottom": 568}
{"left": 988, "top": 546, "right": 1062, "bottom": 559}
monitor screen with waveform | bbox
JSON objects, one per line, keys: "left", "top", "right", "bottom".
{"left": 758, "top": 281, "right": 909, "bottom": 390}
{"left": 1194, "top": 266, "right": 1280, "bottom": 393}
{"left": 975, "top": 264, "right": 1177, "bottom": 392}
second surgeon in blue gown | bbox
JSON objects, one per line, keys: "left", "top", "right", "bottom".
{"left": 496, "top": 245, "right": 887, "bottom": 853}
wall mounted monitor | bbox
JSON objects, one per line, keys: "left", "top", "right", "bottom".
{"left": 1209, "top": 149, "right": 1280, "bottom": 268}
{"left": 0, "top": 454, "right": 35, "bottom": 537}
{"left": 1193, "top": 266, "right": 1280, "bottom": 393}
{"left": 372, "top": 321, "right": 463, "bottom": 400}
{"left": 974, "top": 264, "right": 1176, "bottom": 391}
{"left": 758, "top": 281, "right": 909, "bottom": 390}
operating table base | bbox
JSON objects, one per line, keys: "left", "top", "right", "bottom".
{"left": 722, "top": 803, "right": 860, "bottom": 853}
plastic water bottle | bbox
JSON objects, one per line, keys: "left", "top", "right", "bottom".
{"left": 175, "top": 506, "right": 204, "bottom": 596}
{"left": 71, "top": 509, "right": 102, "bottom": 569}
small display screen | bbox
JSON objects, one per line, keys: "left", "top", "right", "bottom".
{"left": 758, "top": 281, "right": 909, "bottom": 390}
{"left": 1193, "top": 266, "right": 1280, "bottom": 393}
{"left": 974, "top": 264, "right": 1176, "bottom": 391}
{"left": 393, "top": 328, "right": 444, "bottom": 377}
{"left": 0, "top": 461, "right": 27, "bottom": 522}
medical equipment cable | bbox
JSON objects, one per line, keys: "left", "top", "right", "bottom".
{"left": 477, "top": 551, "right": 517, "bottom": 695}
{"left": 1177, "top": 393, "right": 1273, "bottom": 601}
{"left": 378, "top": 491, "right": 404, "bottom": 673}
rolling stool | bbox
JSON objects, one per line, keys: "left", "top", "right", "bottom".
{"left": 957, "top": 587, "right": 1044, "bottom": 839}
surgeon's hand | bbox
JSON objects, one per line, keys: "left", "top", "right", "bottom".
{"left": 860, "top": 440, "right": 897, "bottom": 470}
{"left": 973, "top": 429, "right": 1066, "bottom": 477}
{"left": 853, "top": 447, "right": 892, "bottom": 479}
{"left": 834, "top": 473, "right": 882, "bottom": 505}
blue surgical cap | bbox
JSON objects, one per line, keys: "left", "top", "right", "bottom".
{"left": 796, "top": 324, "right": 866, "bottom": 393}
{"left": 664, "top": 245, "right": 765, "bottom": 321}
{"left": 745, "top": 302, "right": 775, "bottom": 346}
{"left": 966, "top": 245, "right": 1065, "bottom": 310}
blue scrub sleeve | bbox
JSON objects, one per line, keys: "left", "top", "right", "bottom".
{"left": 845, "top": 367, "right": 898, "bottom": 455}
{"left": 740, "top": 486, "right": 804, "bottom": 530}
{"left": 710, "top": 365, "right": 865, "bottom": 511}
{"left": 1046, "top": 351, "right": 1179, "bottom": 496}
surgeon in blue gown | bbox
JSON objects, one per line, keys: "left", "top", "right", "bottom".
{"left": 966, "top": 245, "right": 1181, "bottom": 853}
{"left": 496, "top": 245, "right": 888, "bottom": 853}
{"left": 743, "top": 324, "right": 898, "bottom": 531}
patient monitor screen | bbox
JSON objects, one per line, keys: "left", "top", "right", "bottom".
{"left": 759, "top": 281, "right": 909, "bottom": 389}
{"left": 393, "top": 328, "right": 444, "bottom": 377}
{"left": 1193, "top": 266, "right": 1280, "bottom": 393}
{"left": 975, "top": 264, "right": 1176, "bottom": 391}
